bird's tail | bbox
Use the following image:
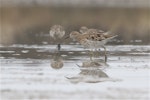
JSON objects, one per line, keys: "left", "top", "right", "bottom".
{"left": 104, "top": 34, "right": 118, "bottom": 42}
{"left": 108, "top": 35, "right": 118, "bottom": 39}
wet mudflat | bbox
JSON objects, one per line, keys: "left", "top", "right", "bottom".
{"left": 0, "top": 44, "right": 150, "bottom": 100}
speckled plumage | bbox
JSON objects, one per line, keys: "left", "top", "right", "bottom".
{"left": 70, "top": 30, "right": 117, "bottom": 62}
{"left": 50, "top": 25, "right": 65, "bottom": 40}
{"left": 70, "top": 31, "right": 117, "bottom": 49}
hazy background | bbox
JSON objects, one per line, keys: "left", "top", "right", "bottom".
{"left": 0, "top": 0, "right": 150, "bottom": 45}
{"left": 1, "top": 1, "right": 150, "bottom": 100}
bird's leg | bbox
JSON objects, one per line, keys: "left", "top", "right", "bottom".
{"left": 91, "top": 49, "right": 94, "bottom": 60}
{"left": 98, "top": 48, "right": 101, "bottom": 57}
{"left": 102, "top": 46, "right": 107, "bottom": 62}
{"left": 57, "top": 43, "right": 61, "bottom": 51}
{"left": 95, "top": 49, "right": 100, "bottom": 58}
{"left": 90, "top": 50, "right": 93, "bottom": 61}
{"left": 88, "top": 50, "right": 93, "bottom": 61}
{"left": 93, "top": 49, "right": 96, "bottom": 58}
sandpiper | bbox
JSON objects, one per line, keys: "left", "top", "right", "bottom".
{"left": 70, "top": 31, "right": 118, "bottom": 62}
{"left": 49, "top": 25, "right": 65, "bottom": 51}
{"left": 80, "top": 26, "right": 107, "bottom": 56}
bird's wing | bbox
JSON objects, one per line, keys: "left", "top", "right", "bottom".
{"left": 83, "top": 33, "right": 106, "bottom": 41}
{"left": 84, "top": 32, "right": 117, "bottom": 42}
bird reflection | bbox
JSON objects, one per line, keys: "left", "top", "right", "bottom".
{"left": 66, "top": 60, "right": 109, "bottom": 83}
{"left": 50, "top": 52, "right": 64, "bottom": 69}
{"left": 77, "top": 59, "right": 108, "bottom": 69}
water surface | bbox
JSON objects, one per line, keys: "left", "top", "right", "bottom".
{"left": 0, "top": 44, "right": 150, "bottom": 100}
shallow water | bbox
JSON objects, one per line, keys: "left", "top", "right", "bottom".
{"left": 0, "top": 44, "right": 150, "bottom": 100}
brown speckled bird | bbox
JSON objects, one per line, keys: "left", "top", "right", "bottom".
{"left": 50, "top": 25, "right": 65, "bottom": 51}
{"left": 70, "top": 31, "right": 118, "bottom": 62}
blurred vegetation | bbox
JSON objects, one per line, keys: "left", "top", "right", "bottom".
{"left": 0, "top": 6, "right": 150, "bottom": 44}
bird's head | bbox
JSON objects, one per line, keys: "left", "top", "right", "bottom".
{"left": 80, "top": 26, "right": 88, "bottom": 34}
{"left": 70, "top": 31, "right": 80, "bottom": 41}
